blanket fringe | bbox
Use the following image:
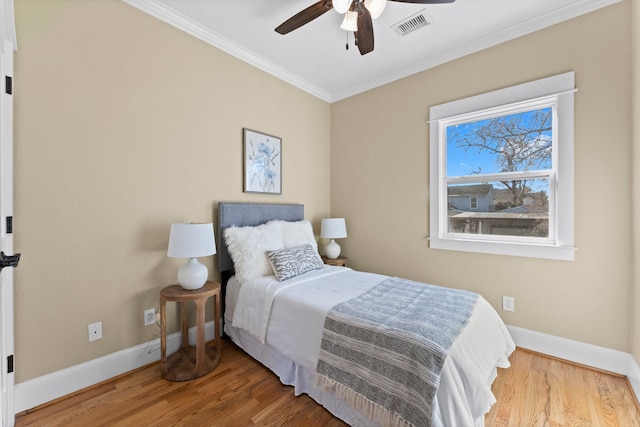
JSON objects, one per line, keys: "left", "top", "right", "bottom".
{"left": 316, "top": 374, "right": 413, "bottom": 427}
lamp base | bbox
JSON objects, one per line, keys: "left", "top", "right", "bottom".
{"left": 324, "top": 239, "right": 341, "bottom": 259}
{"left": 177, "top": 258, "right": 208, "bottom": 290}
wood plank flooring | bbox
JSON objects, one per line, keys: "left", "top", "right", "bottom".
{"left": 16, "top": 341, "right": 640, "bottom": 426}
{"left": 485, "top": 348, "right": 640, "bottom": 426}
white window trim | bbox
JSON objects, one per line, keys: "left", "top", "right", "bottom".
{"left": 429, "top": 72, "right": 575, "bottom": 261}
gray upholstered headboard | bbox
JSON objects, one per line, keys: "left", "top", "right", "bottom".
{"left": 217, "top": 202, "right": 304, "bottom": 273}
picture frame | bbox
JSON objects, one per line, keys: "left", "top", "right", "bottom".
{"left": 243, "top": 128, "right": 282, "bottom": 194}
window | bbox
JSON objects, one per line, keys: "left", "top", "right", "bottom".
{"left": 429, "top": 72, "right": 575, "bottom": 261}
{"left": 470, "top": 196, "right": 478, "bottom": 210}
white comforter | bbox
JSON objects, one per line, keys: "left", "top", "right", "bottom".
{"left": 226, "top": 266, "right": 515, "bottom": 426}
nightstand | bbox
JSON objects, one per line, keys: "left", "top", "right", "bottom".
{"left": 160, "top": 281, "right": 221, "bottom": 381}
{"left": 322, "top": 255, "right": 348, "bottom": 267}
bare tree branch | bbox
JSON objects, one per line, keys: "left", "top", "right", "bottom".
{"left": 448, "top": 108, "right": 552, "bottom": 206}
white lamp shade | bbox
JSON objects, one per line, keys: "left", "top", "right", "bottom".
{"left": 321, "top": 219, "right": 347, "bottom": 259}
{"left": 333, "top": 0, "right": 351, "bottom": 14}
{"left": 168, "top": 223, "right": 216, "bottom": 290}
{"left": 340, "top": 10, "right": 358, "bottom": 31}
{"left": 167, "top": 223, "right": 216, "bottom": 258}
{"left": 321, "top": 218, "right": 347, "bottom": 239}
{"left": 364, "top": 0, "right": 386, "bottom": 19}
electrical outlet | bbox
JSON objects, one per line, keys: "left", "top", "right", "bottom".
{"left": 144, "top": 308, "right": 156, "bottom": 326}
{"left": 502, "top": 296, "right": 515, "bottom": 312}
{"left": 88, "top": 322, "right": 102, "bottom": 342}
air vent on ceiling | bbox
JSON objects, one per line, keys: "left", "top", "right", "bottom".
{"left": 391, "top": 9, "right": 433, "bottom": 37}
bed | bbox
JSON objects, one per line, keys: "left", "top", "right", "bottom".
{"left": 217, "top": 202, "right": 515, "bottom": 427}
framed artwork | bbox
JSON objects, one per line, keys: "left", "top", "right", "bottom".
{"left": 243, "top": 128, "right": 282, "bottom": 194}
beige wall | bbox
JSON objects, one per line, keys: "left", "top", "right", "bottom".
{"left": 632, "top": 0, "right": 640, "bottom": 362}
{"left": 332, "top": 2, "right": 633, "bottom": 353}
{"left": 13, "top": 0, "right": 330, "bottom": 382}
{"left": 11, "top": 0, "right": 638, "bottom": 386}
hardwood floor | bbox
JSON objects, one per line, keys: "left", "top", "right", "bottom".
{"left": 485, "top": 348, "right": 640, "bottom": 426}
{"left": 16, "top": 341, "right": 640, "bottom": 426}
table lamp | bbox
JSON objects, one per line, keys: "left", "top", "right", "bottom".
{"left": 167, "top": 223, "right": 216, "bottom": 290}
{"left": 320, "top": 218, "right": 347, "bottom": 259}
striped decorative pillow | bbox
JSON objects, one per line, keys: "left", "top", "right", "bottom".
{"left": 266, "top": 244, "right": 324, "bottom": 281}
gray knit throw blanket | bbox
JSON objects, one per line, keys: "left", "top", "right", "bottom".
{"left": 316, "top": 277, "right": 479, "bottom": 427}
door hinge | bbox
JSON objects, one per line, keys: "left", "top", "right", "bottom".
{"left": 4, "top": 76, "right": 12, "bottom": 95}
{"left": 6, "top": 216, "right": 12, "bottom": 234}
{"left": 7, "top": 355, "right": 13, "bottom": 374}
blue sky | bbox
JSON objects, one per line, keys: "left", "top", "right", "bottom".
{"left": 445, "top": 108, "right": 552, "bottom": 178}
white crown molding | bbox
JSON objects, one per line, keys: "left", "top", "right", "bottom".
{"left": 15, "top": 322, "right": 640, "bottom": 414}
{"left": 122, "top": 0, "right": 332, "bottom": 103}
{"left": 332, "top": 0, "right": 623, "bottom": 101}
{"left": 123, "top": 0, "right": 620, "bottom": 103}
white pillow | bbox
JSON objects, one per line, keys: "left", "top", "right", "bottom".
{"left": 224, "top": 222, "right": 284, "bottom": 280}
{"left": 266, "top": 244, "right": 325, "bottom": 281}
{"left": 269, "top": 220, "right": 318, "bottom": 250}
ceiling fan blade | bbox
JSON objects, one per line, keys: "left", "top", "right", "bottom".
{"left": 355, "top": 3, "right": 374, "bottom": 55}
{"left": 389, "top": 0, "right": 454, "bottom": 3}
{"left": 275, "top": 0, "right": 334, "bottom": 35}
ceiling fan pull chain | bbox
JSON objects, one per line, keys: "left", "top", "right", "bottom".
{"left": 346, "top": 31, "right": 349, "bottom": 50}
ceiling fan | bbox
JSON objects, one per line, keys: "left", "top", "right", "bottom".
{"left": 275, "top": 0, "right": 455, "bottom": 56}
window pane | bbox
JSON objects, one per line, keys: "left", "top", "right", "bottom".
{"left": 446, "top": 107, "right": 552, "bottom": 177}
{"left": 447, "top": 179, "right": 549, "bottom": 238}
{"left": 430, "top": 72, "right": 575, "bottom": 260}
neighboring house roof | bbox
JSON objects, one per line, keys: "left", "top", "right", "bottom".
{"left": 451, "top": 211, "right": 548, "bottom": 220}
{"left": 500, "top": 206, "right": 548, "bottom": 214}
{"left": 501, "top": 206, "right": 529, "bottom": 213}
{"left": 448, "top": 184, "right": 493, "bottom": 196}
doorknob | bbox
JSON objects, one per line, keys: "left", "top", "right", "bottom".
{"left": 0, "top": 251, "right": 20, "bottom": 270}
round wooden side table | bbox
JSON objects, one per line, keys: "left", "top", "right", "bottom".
{"left": 321, "top": 255, "right": 348, "bottom": 267}
{"left": 160, "top": 281, "right": 221, "bottom": 381}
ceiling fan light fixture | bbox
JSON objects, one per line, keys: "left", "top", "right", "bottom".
{"left": 364, "top": 0, "right": 386, "bottom": 19}
{"left": 340, "top": 10, "right": 358, "bottom": 31}
{"left": 333, "top": 0, "right": 352, "bottom": 14}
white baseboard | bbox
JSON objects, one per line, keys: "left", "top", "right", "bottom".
{"left": 15, "top": 322, "right": 217, "bottom": 414}
{"left": 508, "top": 325, "right": 640, "bottom": 400}
{"left": 15, "top": 323, "right": 640, "bottom": 414}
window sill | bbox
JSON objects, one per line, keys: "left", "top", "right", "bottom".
{"left": 429, "top": 237, "right": 575, "bottom": 261}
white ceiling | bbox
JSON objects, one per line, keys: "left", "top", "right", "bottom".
{"left": 124, "top": 0, "right": 620, "bottom": 102}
